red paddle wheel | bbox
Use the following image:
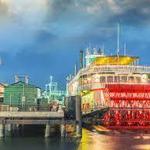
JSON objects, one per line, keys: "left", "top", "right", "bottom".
{"left": 102, "top": 84, "right": 150, "bottom": 129}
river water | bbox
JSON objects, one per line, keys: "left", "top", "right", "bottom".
{"left": 0, "top": 129, "right": 150, "bottom": 150}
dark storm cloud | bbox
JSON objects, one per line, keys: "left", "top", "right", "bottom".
{"left": 46, "top": 0, "right": 150, "bottom": 26}
{"left": 0, "top": 0, "right": 150, "bottom": 87}
{"left": 36, "top": 30, "right": 57, "bottom": 43}
{"left": 108, "top": 0, "right": 150, "bottom": 25}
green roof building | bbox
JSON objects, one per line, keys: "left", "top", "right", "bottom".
{"left": 4, "top": 81, "right": 41, "bottom": 108}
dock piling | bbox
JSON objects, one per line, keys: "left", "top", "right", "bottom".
{"left": 45, "top": 124, "right": 51, "bottom": 138}
{"left": 0, "top": 123, "right": 5, "bottom": 138}
{"left": 75, "top": 96, "right": 82, "bottom": 137}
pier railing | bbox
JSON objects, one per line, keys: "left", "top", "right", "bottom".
{"left": 0, "top": 105, "right": 64, "bottom": 113}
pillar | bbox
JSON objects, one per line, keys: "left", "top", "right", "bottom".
{"left": 20, "top": 125, "right": 24, "bottom": 136}
{"left": 5, "top": 124, "right": 12, "bottom": 137}
{"left": 0, "top": 124, "right": 5, "bottom": 138}
{"left": 45, "top": 124, "right": 50, "bottom": 138}
{"left": 11, "top": 124, "right": 19, "bottom": 136}
{"left": 75, "top": 96, "right": 82, "bottom": 137}
{"left": 60, "top": 124, "right": 65, "bottom": 137}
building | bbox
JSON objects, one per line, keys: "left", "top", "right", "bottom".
{"left": 43, "top": 76, "right": 66, "bottom": 105}
{"left": 0, "top": 83, "right": 6, "bottom": 104}
{"left": 4, "top": 81, "right": 41, "bottom": 108}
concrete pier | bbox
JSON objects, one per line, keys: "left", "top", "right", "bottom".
{"left": 0, "top": 110, "right": 76, "bottom": 138}
{"left": 0, "top": 111, "right": 64, "bottom": 118}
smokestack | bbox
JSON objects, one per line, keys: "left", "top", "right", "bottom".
{"left": 117, "top": 23, "right": 120, "bottom": 56}
{"left": 80, "top": 50, "right": 84, "bottom": 69}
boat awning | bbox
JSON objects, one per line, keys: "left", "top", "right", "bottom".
{"left": 92, "top": 55, "right": 138, "bottom": 66}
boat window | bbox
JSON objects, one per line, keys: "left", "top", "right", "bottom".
{"left": 87, "top": 77, "right": 91, "bottom": 84}
{"left": 93, "top": 75, "right": 100, "bottom": 82}
{"left": 128, "top": 76, "right": 134, "bottom": 82}
{"left": 121, "top": 76, "right": 127, "bottom": 82}
{"left": 114, "top": 76, "right": 120, "bottom": 82}
{"left": 83, "top": 78, "right": 87, "bottom": 84}
{"left": 107, "top": 76, "right": 113, "bottom": 83}
{"left": 100, "top": 76, "right": 106, "bottom": 83}
{"left": 136, "top": 77, "right": 141, "bottom": 83}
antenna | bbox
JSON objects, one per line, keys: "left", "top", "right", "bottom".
{"left": 83, "top": 52, "right": 85, "bottom": 67}
{"left": 124, "top": 43, "right": 127, "bottom": 56}
{"left": 117, "top": 23, "right": 120, "bottom": 56}
{"left": 86, "top": 48, "right": 90, "bottom": 56}
{"left": 93, "top": 48, "right": 97, "bottom": 55}
{"left": 74, "top": 64, "right": 77, "bottom": 75}
{"left": 80, "top": 50, "right": 84, "bottom": 69}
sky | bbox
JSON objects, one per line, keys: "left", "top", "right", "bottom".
{"left": 0, "top": 0, "right": 150, "bottom": 89}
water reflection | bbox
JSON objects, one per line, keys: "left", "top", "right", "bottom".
{"left": 0, "top": 128, "right": 150, "bottom": 150}
{"left": 78, "top": 129, "right": 150, "bottom": 150}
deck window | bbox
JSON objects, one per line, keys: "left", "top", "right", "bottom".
{"left": 107, "top": 76, "right": 113, "bottom": 83}
{"left": 100, "top": 76, "right": 106, "bottom": 83}
{"left": 121, "top": 76, "right": 127, "bottom": 82}
{"left": 114, "top": 76, "right": 120, "bottom": 82}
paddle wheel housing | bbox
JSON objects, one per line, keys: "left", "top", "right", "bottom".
{"left": 102, "top": 84, "right": 150, "bottom": 129}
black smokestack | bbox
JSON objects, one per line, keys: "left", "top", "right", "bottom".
{"left": 80, "top": 50, "right": 84, "bottom": 69}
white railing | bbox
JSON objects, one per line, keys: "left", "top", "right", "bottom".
{"left": 80, "top": 83, "right": 105, "bottom": 91}
{"left": 80, "top": 65, "right": 150, "bottom": 76}
{"left": 80, "top": 82, "right": 150, "bottom": 91}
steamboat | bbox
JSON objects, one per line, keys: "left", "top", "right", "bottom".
{"left": 67, "top": 29, "right": 150, "bottom": 130}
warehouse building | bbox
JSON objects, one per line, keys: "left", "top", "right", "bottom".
{"left": 4, "top": 81, "right": 41, "bottom": 109}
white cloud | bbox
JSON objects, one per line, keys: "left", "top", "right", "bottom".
{"left": 106, "top": 0, "right": 122, "bottom": 14}
{"left": 1, "top": 0, "right": 49, "bottom": 29}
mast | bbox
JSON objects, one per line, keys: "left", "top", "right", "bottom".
{"left": 124, "top": 43, "right": 127, "bottom": 56}
{"left": 80, "top": 50, "right": 84, "bottom": 69}
{"left": 74, "top": 64, "right": 77, "bottom": 75}
{"left": 117, "top": 23, "right": 120, "bottom": 56}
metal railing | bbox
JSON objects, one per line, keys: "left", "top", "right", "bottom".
{"left": 79, "top": 82, "right": 150, "bottom": 91}
{"left": 80, "top": 65, "right": 150, "bottom": 75}
{"left": 0, "top": 105, "right": 64, "bottom": 112}
{"left": 79, "top": 83, "right": 105, "bottom": 91}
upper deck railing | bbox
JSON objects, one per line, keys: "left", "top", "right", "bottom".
{"left": 79, "top": 82, "right": 150, "bottom": 91}
{"left": 80, "top": 65, "right": 150, "bottom": 76}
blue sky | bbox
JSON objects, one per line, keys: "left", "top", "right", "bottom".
{"left": 0, "top": 0, "right": 150, "bottom": 89}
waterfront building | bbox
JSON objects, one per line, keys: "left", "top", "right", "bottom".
{"left": 0, "top": 83, "right": 6, "bottom": 104}
{"left": 4, "top": 81, "right": 41, "bottom": 108}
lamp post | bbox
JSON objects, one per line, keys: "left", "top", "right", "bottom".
{"left": 22, "top": 84, "right": 26, "bottom": 110}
